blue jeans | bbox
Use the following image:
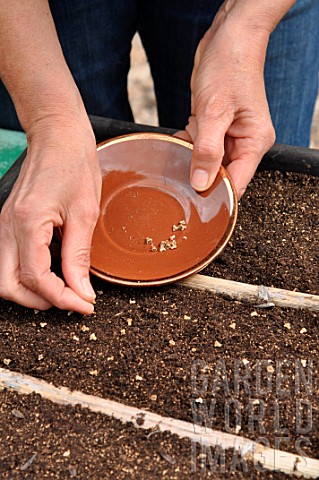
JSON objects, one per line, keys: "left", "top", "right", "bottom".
{"left": 0, "top": 0, "right": 318, "bottom": 146}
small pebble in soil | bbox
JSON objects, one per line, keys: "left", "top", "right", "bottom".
{"left": 214, "top": 340, "right": 222, "bottom": 348}
{"left": 89, "top": 333, "right": 97, "bottom": 341}
{"left": 300, "top": 327, "right": 307, "bottom": 334}
{"left": 12, "top": 408, "right": 25, "bottom": 419}
{"left": 69, "top": 466, "right": 77, "bottom": 477}
{"left": 157, "top": 449, "right": 176, "bottom": 465}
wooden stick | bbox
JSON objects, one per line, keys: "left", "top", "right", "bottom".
{"left": 178, "top": 274, "right": 319, "bottom": 311}
{"left": 1, "top": 368, "right": 318, "bottom": 478}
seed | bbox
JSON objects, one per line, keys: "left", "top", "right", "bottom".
{"left": 169, "top": 239, "right": 177, "bottom": 250}
{"left": 172, "top": 220, "right": 187, "bottom": 232}
{"left": 159, "top": 241, "right": 169, "bottom": 252}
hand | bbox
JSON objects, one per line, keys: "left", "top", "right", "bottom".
{"left": 0, "top": 117, "right": 101, "bottom": 314}
{"left": 178, "top": 3, "right": 276, "bottom": 198}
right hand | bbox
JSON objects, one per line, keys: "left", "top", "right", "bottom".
{"left": 0, "top": 116, "right": 101, "bottom": 314}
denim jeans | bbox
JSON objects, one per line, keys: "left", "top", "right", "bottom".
{"left": 0, "top": 0, "right": 318, "bottom": 146}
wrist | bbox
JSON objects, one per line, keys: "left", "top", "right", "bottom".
{"left": 12, "top": 74, "right": 87, "bottom": 133}
{"left": 221, "top": 0, "right": 296, "bottom": 35}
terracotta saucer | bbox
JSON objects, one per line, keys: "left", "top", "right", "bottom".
{"left": 90, "top": 133, "right": 237, "bottom": 286}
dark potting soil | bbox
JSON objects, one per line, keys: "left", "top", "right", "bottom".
{"left": 0, "top": 170, "right": 318, "bottom": 474}
{"left": 0, "top": 286, "right": 318, "bottom": 460}
{"left": 0, "top": 389, "right": 307, "bottom": 479}
{"left": 205, "top": 170, "right": 319, "bottom": 294}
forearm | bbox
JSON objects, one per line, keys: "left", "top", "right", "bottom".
{"left": 200, "top": 0, "right": 297, "bottom": 74}
{"left": 0, "top": 0, "right": 87, "bottom": 133}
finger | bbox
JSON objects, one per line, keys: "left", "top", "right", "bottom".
{"left": 190, "top": 113, "right": 231, "bottom": 192}
{"left": 173, "top": 130, "right": 192, "bottom": 143}
{"left": 61, "top": 210, "right": 99, "bottom": 303}
{"left": 185, "top": 115, "right": 198, "bottom": 142}
{"left": 0, "top": 226, "right": 52, "bottom": 310}
{"left": 17, "top": 221, "right": 94, "bottom": 314}
{"left": 226, "top": 154, "right": 260, "bottom": 199}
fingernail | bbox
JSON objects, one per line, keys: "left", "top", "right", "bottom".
{"left": 191, "top": 169, "right": 209, "bottom": 190}
{"left": 81, "top": 277, "right": 96, "bottom": 299}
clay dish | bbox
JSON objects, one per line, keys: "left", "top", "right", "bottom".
{"left": 90, "top": 133, "right": 237, "bottom": 286}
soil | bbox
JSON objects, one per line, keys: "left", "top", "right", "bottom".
{"left": 0, "top": 34, "right": 318, "bottom": 480}
{"left": 1, "top": 170, "right": 319, "bottom": 478}
{"left": 205, "top": 170, "right": 319, "bottom": 295}
{"left": 0, "top": 390, "right": 301, "bottom": 480}
{"left": 1, "top": 284, "right": 318, "bottom": 456}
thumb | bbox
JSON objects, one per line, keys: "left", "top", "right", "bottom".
{"left": 61, "top": 215, "right": 98, "bottom": 303}
{"left": 190, "top": 113, "right": 231, "bottom": 191}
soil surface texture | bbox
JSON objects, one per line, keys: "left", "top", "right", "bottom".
{"left": 0, "top": 170, "right": 318, "bottom": 478}
{"left": 1, "top": 285, "right": 318, "bottom": 458}
{"left": 206, "top": 170, "right": 319, "bottom": 295}
{"left": 0, "top": 390, "right": 307, "bottom": 479}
